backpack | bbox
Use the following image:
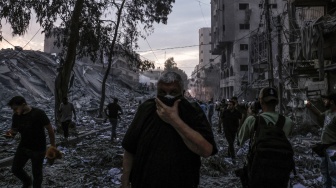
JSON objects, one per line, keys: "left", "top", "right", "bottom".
{"left": 246, "top": 115, "right": 295, "bottom": 188}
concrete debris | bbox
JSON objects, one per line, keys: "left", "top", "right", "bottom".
{"left": 0, "top": 106, "right": 328, "bottom": 187}
{"left": 0, "top": 49, "right": 329, "bottom": 187}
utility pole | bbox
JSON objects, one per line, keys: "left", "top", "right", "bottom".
{"left": 277, "top": 15, "right": 283, "bottom": 115}
{"left": 265, "top": 0, "right": 274, "bottom": 87}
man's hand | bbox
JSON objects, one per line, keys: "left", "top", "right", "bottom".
{"left": 4, "top": 129, "right": 16, "bottom": 138}
{"left": 155, "top": 98, "right": 181, "bottom": 125}
{"left": 306, "top": 100, "right": 312, "bottom": 108}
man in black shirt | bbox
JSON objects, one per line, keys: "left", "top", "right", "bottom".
{"left": 104, "top": 98, "right": 123, "bottom": 141}
{"left": 6, "top": 96, "right": 56, "bottom": 188}
{"left": 222, "top": 100, "right": 242, "bottom": 161}
{"left": 121, "top": 71, "right": 217, "bottom": 188}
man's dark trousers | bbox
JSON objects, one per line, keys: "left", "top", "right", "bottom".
{"left": 12, "top": 148, "right": 45, "bottom": 188}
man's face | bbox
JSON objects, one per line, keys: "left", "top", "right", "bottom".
{"left": 323, "top": 98, "right": 331, "bottom": 108}
{"left": 227, "top": 102, "right": 234, "bottom": 110}
{"left": 10, "top": 104, "right": 25, "bottom": 115}
{"left": 157, "top": 82, "right": 182, "bottom": 97}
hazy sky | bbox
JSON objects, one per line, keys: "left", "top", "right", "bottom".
{"left": 0, "top": 0, "right": 211, "bottom": 77}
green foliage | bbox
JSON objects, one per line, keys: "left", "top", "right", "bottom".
{"left": 164, "top": 57, "right": 177, "bottom": 70}
{"left": 163, "top": 57, "right": 188, "bottom": 89}
{"left": 0, "top": 0, "right": 175, "bottom": 70}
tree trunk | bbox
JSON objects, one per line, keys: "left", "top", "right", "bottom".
{"left": 55, "top": 0, "right": 84, "bottom": 124}
{"left": 97, "top": 0, "right": 126, "bottom": 117}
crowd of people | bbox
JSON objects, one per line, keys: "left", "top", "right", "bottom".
{"left": 3, "top": 71, "right": 336, "bottom": 188}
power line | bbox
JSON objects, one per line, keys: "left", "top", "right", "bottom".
{"left": 136, "top": 44, "right": 210, "bottom": 52}
{"left": 1, "top": 37, "right": 15, "bottom": 47}
{"left": 137, "top": 27, "right": 260, "bottom": 53}
{"left": 143, "top": 37, "right": 159, "bottom": 63}
{"left": 198, "top": 1, "right": 207, "bottom": 25}
{"left": 2, "top": 28, "right": 43, "bottom": 59}
{"left": 193, "top": 0, "right": 209, "bottom": 6}
{"left": 22, "top": 27, "right": 42, "bottom": 49}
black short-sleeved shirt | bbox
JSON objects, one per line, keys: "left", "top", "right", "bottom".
{"left": 221, "top": 109, "right": 242, "bottom": 131}
{"left": 12, "top": 107, "right": 50, "bottom": 152}
{"left": 122, "top": 98, "right": 217, "bottom": 188}
{"left": 107, "top": 103, "right": 122, "bottom": 118}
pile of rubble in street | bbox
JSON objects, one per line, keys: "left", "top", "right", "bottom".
{"left": 0, "top": 49, "right": 328, "bottom": 187}
{"left": 0, "top": 115, "right": 326, "bottom": 188}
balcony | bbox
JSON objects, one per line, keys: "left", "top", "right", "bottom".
{"left": 288, "top": 60, "right": 320, "bottom": 77}
{"left": 250, "top": 32, "right": 268, "bottom": 66}
{"left": 291, "top": 0, "right": 332, "bottom": 6}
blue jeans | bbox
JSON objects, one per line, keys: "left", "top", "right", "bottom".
{"left": 12, "top": 148, "right": 45, "bottom": 188}
{"left": 321, "top": 148, "right": 336, "bottom": 188}
{"left": 109, "top": 118, "right": 118, "bottom": 139}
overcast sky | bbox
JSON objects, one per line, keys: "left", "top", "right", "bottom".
{"left": 0, "top": 0, "right": 211, "bottom": 77}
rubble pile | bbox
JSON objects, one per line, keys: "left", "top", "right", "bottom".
{"left": 0, "top": 48, "right": 151, "bottom": 158}
{"left": 0, "top": 49, "right": 328, "bottom": 187}
{"left": 199, "top": 123, "right": 325, "bottom": 188}
{"left": 1, "top": 114, "right": 325, "bottom": 188}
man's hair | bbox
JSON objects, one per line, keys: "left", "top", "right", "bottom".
{"left": 264, "top": 100, "right": 278, "bottom": 106}
{"left": 113, "top": 98, "right": 118, "bottom": 103}
{"left": 228, "top": 100, "right": 235, "bottom": 105}
{"left": 231, "top": 96, "right": 238, "bottom": 101}
{"left": 7, "top": 96, "right": 27, "bottom": 106}
{"left": 157, "top": 71, "right": 184, "bottom": 90}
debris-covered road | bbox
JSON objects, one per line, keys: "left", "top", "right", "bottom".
{"left": 0, "top": 111, "right": 325, "bottom": 187}
{"left": 0, "top": 49, "right": 326, "bottom": 187}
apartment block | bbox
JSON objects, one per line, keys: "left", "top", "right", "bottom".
{"left": 211, "top": 0, "right": 286, "bottom": 102}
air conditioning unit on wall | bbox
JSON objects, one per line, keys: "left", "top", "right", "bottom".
{"left": 264, "top": 72, "right": 269, "bottom": 79}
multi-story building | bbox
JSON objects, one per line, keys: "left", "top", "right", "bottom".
{"left": 211, "top": 0, "right": 286, "bottom": 102}
{"left": 44, "top": 30, "right": 62, "bottom": 55}
{"left": 288, "top": 0, "right": 336, "bottom": 96}
{"left": 189, "top": 65, "right": 200, "bottom": 98}
{"left": 192, "top": 28, "right": 220, "bottom": 101}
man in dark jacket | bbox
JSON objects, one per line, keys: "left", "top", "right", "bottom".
{"left": 217, "top": 99, "right": 227, "bottom": 133}
{"left": 104, "top": 98, "right": 123, "bottom": 141}
{"left": 121, "top": 71, "right": 217, "bottom": 188}
{"left": 222, "top": 100, "right": 242, "bottom": 160}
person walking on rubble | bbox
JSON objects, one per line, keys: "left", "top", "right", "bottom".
{"left": 307, "top": 93, "right": 336, "bottom": 188}
{"left": 104, "top": 98, "right": 123, "bottom": 141}
{"left": 238, "top": 87, "right": 294, "bottom": 188}
{"left": 58, "top": 97, "right": 77, "bottom": 141}
{"left": 121, "top": 71, "right": 218, "bottom": 188}
{"left": 6, "top": 96, "right": 56, "bottom": 188}
{"left": 222, "top": 99, "right": 242, "bottom": 162}
{"left": 207, "top": 98, "right": 215, "bottom": 126}
{"left": 216, "top": 99, "right": 226, "bottom": 133}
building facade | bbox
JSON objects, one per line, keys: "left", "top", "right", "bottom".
{"left": 191, "top": 27, "right": 220, "bottom": 101}
{"left": 211, "top": 0, "right": 286, "bottom": 102}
